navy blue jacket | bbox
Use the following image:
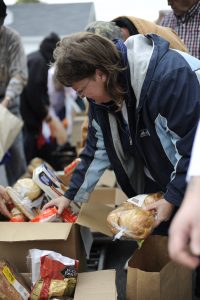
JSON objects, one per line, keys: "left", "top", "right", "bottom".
{"left": 65, "top": 34, "right": 200, "bottom": 207}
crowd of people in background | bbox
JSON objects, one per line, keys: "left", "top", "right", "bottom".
{"left": 1, "top": 1, "right": 200, "bottom": 297}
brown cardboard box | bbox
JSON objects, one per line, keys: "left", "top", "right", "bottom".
{"left": 88, "top": 187, "right": 127, "bottom": 206}
{"left": 126, "top": 235, "right": 192, "bottom": 300}
{"left": 0, "top": 222, "right": 86, "bottom": 272}
{"left": 74, "top": 269, "right": 117, "bottom": 300}
{"left": 22, "top": 270, "right": 117, "bottom": 300}
{"left": 78, "top": 187, "right": 127, "bottom": 236}
{"left": 0, "top": 187, "right": 126, "bottom": 274}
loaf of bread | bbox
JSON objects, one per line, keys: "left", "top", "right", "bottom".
{"left": 107, "top": 193, "right": 162, "bottom": 240}
{"left": 13, "top": 178, "right": 42, "bottom": 200}
{"left": 0, "top": 260, "right": 30, "bottom": 300}
{"left": 27, "top": 157, "right": 43, "bottom": 175}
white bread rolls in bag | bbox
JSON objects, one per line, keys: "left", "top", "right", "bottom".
{"left": 13, "top": 178, "right": 42, "bottom": 200}
{"left": 107, "top": 192, "right": 163, "bottom": 241}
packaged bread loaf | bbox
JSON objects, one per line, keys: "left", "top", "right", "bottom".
{"left": 13, "top": 178, "right": 42, "bottom": 201}
{"left": 0, "top": 260, "right": 30, "bottom": 300}
{"left": 6, "top": 187, "right": 35, "bottom": 220}
{"left": 107, "top": 192, "right": 163, "bottom": 241}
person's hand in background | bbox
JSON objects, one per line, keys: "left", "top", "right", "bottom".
{"left": 168, "top": 176, "right": 200, "bottom": 269}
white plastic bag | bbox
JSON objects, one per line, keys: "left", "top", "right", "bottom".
{"left": 0, "top": 104, "right": 23, "bottom": 161}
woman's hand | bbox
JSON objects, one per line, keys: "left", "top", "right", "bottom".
{"left": 0, "top": 185, "right": 12, "bottom": 218}
{"left": 144, "top": 198, "right": 174, "bottom": 227}
{"left": 42, "top": 196, "right": 71, "bottom": 215}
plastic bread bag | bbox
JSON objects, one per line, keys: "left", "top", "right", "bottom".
{"left": 0, "top": 259, "right": 30, "bottom": 300}
{"left": 27, "top": 249, "right": 79, "bottom": 286}
{"left": 13, "top": 178, "right": 42, "bottom": 201}
{"left": 28, "top": 250, "right": 78, "bottom": 300}
{"left": 107, "top": 192, "right": 163, "bottom": 247}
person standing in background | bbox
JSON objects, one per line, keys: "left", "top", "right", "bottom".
{"left": 0, "top": 0, "right": 28, "bottom": 185}
{"left": 20, "top": 32, "right": 60, "bottom": 163}
{"left": 160, "top": 0, "right": 200, "bottom": 59}
{"left": 47, "top": 65, "right": 78, "bottom": 141}
{"left": 111, "top": 15, "right": 188, "bottom": 52}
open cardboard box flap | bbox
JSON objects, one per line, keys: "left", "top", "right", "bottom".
{"left": 0, "top": 222, "right": 72, "bottom": 242}
{"left": 77, "top": 202, "right": 113, "bottom": 237}
{"left": 76, "top": 187, "right": 127, "bottom": 236}
{"left": 88, "top": 187, "right": 127, "bottom": 206}
{"left": 74, "top": 269, "right": 117, "bottom": 300}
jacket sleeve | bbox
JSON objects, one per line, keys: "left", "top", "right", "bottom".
{"left": 64, "top": 106, "right": 111, "bottom": 202}
{"left": 6, "top": 31, "right": 28, "bottom": 106}
{"left": 155, "top": 66, "right": 200, "bottom": 206}
{"left": 187, "top": 120, "right": 200, "bottom": 179}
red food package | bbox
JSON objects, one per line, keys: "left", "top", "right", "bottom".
{"left": 31, "top": 255, "right": 79, "bottom": 300}
{"left": 29, "top": 207, "right": 58, "bottom": 223}
{"left": 30, "top": 207, "right": 77, "bottom": 223}
{"left": 64, "top": 158, "right": 81, "bottom": 176}
{"left": 60, "top": 208, "right": 77, "bottom": 223}
{"left": 9, "top": 207, "right": 27, "bottom": 222}
{"left": 40, "top": 256, "right": 65, "bottom": 299}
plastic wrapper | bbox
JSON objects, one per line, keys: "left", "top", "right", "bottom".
{"left": 64, "top": 158, "right": 81, "bottom": 176}
{"left": 6, "top": 187, "right": 36, "bottom": 220}
{"left": 27, "top": 249, "right": 79, "bottom": 286}
{"left": 28, "top": 250, "right": 78, "bottom": 300}
{"left": 107, "top": 192, "right": 163, "bottom": 241}
{"left": 29, "top": 207, "right": 60, "bottom": 223}
{"left": 10, "top": 207, "right": 27, "bottom": 222}
{"left": 29, "top": 206, "right": 77, "bottom": 223}
{"left": 0, "top": 260, "right": 30, "bottom": 300}
{"left": 13, "top": 178, "right": 42, "bottom": 201}
{"left": 33, "top": 163, "right": 67, "bottom": 199}
{"left": 31, "top": 277, "right": 76, "bottom": 300}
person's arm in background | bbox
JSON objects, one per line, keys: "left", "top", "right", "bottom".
{"left": 168, "top": 121, "right": 200, "bottom": 269}
{"left": 1, "top": 30, "right": 27, "bottom": 108}
{"left": 0, "top": 185, "right": 12, "bottom": 218}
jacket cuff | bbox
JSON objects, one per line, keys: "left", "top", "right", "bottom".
{"left": 164, "top": 190, "right": 182, "bottom": 207}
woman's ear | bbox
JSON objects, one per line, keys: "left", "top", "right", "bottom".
{"left": 95, "top": 69, "right": 107, "bottom": 82}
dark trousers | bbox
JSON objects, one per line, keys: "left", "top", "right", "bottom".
{"left": 23, "top": 129, "right": 39, "bottom": 164}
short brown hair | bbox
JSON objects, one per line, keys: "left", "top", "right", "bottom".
{"left": 53, "top": 32, "right": 126, "bottom": 106}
